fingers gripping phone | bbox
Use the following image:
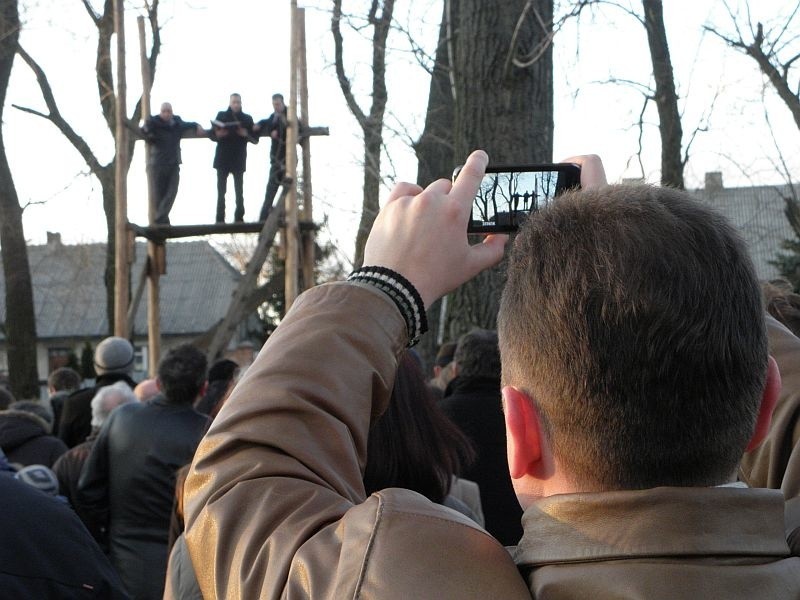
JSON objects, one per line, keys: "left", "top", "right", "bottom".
{"left": 454, "top": 163, "right": 581, "bottom": 233}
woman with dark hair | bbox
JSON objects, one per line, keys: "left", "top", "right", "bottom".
{"left": 364, "top": 352, "right": 483, "bottom": 523}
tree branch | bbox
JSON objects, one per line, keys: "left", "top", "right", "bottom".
{"left": 332, "top": 0, "right": 369, "bottom": 130}
{"left": 14, "top": 45, "right": 105, "bottom": 177}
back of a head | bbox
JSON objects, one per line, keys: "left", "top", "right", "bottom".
{"left": 157, "top": 344, "right": 208, "bottom": 405}
{"left": 762, "top": 279, "right": 800, "bottom": 338}
{"left": 91, "top": 381, "right": 137, "bottom": 428}
{"left": 364, "top": 352, "right": 474, "bottom": 502}
{"left": 499, "top": 184, "right": 767, "bottom": 490}
{"left": 94, "top": 336, "right": 135, "bottom": 376}
{"left": 0, "top": 387, "right": 15, "bottom": 411}
{"left": 10, "top": 401, "right": 54, "bottom": 431}
{"left": 208, "top": 359, "right": 239, "bottom": 384}
{"left": 47, "top": 367, "right": 81, "bottom": 393}
{"left": 453, "top": 329, "right": 501, "bottom": 381}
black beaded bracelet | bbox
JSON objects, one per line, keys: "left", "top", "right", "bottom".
{"left": 347, "top": 266, "right": 428, "bottom": 347}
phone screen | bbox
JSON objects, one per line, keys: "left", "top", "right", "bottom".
{"left": 468, "top": 164, "right": 580, "bottom": 233}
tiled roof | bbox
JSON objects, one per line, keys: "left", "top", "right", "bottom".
{"left": 0, "top": 240, "right": 240, "bottom": 339}
{"left": 690, "top": 182, "right": 798, "bottom": 280}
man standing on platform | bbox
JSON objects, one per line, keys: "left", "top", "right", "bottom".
{"left": 141, "top": 102, "right": 205, "bottom": 225}
{"left": 211, "top": 93, "right": 257, "bottom": 223}
{"left": 255, "top": 93, "right": 288, "bottom": 221}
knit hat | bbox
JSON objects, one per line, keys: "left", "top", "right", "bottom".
{"left": 94, "top": 336, "right": 135, "bottom": 375}
{"left": 15, "top": 464, "right": 59, "bottom": 496}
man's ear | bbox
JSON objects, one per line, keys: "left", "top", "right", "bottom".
{"left": 502, "top": 386, "right": 544, "bottom": 479}
{"left": 746, "top": 355, "right": 781, "bottom": 452}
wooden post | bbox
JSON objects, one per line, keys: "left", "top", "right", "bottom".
{"left": 139, "top": 15, "right": 161, "bottom": 375}
{"left": 113, "top": 0, "right": 130, "bottom": 337}
{"left": 298, "top": 8, "right": 315, "bottom": 291}
{"left": 284, "top": 1, "right": 300, "bottom": 309}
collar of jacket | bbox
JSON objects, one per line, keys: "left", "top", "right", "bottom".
{"left": 513, "top": 486, "right": 790, "bottom": 566}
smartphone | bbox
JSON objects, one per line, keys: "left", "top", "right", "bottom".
{"left": 455, "top": 163, "right": 581, "bottom": 233}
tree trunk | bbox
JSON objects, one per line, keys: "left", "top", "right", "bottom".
{"left": 444, "top": 0, "right": 554, "bottom": 339}
{"left": 642, "top": 0, "right": 683, "bottom": 189}
{"left": 99, "top": 167, "right": 117, "bottom": 333}
{"left": 0, "top": 1, "right": 39, "bottom": 398}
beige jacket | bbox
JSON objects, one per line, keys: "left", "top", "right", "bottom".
{"left": 185, "top": 283, "right": 800, "bottom": 599}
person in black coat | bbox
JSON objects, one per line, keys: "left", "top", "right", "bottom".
{"left": 439, "top": 328, "right": 524, "bottom": 546}
{"left": 58, "top": 336, "right": 136, "bottom": 449}
{"left": 0, "top": 401, "right": 68, "bottom": 468}
{"left": 141, "top": 102, "right": 205, "bottom": 225}
{"left": 254, "top": 92, "right": 288, "bottom": 221}
{"left": 211, "top": 93, "right": 257, "bottom": 223}
{"left": 77, "top": 344, "right": 209, "bottom": 600}
{"left": 0, "top": 471, "right": 129, "bottom": 598}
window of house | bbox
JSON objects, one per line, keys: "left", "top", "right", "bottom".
{"left": 48, "top": 347, "right": 72, "bottom": 374}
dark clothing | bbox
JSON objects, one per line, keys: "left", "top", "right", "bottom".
{"left": 440, "top": 375, "right": 523, "bottom": 545}
{"left": 257, "top": 109, "right": 288, "bottom": 221}
{"left": 58, "top": 373, "right": 136, "bottom": 449}
{"left": 77, "top": 396, "right": 208, "bottom": 600}
{"left": 0, "top": 473, "right": 129, "bottom": 599}
{"left": 49, "top": 390, "right": 71, "bottom": 437}
{"left": 142, "top": 115, "right": 198, "bottom": 167}
{"left": 0, "top": 410, "right": 68, "bottom": 468}
{"left": 142, "top": 114, "right": 198, "bottom": 225}
{"left": 52, "top": 432, "right": 105, "bottom": 546}
{"left": 212, "top": 107, "right": 256, "bottom": 223}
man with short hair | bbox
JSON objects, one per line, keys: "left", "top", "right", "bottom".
{"left": 440, "top": 329, "right": 522, "bottom": 544}
{"left": 78, "top": 344, "right": 209, "bottom": 600}
{"left": 255, "top": 93, "right": 288, "bottom": 221}
{"left": 47, "top": 366, "right": 81, "bottom": 437}
{"left": 211, "top": 93, "right": 257, "bottom": 223}
{"left": 58, "top": 336, "right": 136, "bottom": 448}
{"left": 141, "top": 102, "right": 205, "bottom": 225}
{"left": 185, "top": 152, "right": 798, "bottom": 598}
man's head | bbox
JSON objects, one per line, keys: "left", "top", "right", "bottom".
{"left": 229, "top": 93, "right": 242, "bottom": 113}
{"left": 91, "top": 381, "right": 137, "bottom": 429}
{"left": 47, "top": 367, "right": 81, "bottom": 395}
{"left": 157, "top": 344, "right": 208, "bottom": 405}
{"left": 498, "top": 184, "right": 778, "bottom": 500}
{"left": 159, "top": 102, "right": 174, "bottom": 122}
{"left": 453, "top": 329, "right": 501, "bottom": 381}
{"left": 94, "top": 337, "right": 134, "bottom": 377}
{"left": 272, "top": 93, "right": 285, "bottom": 114}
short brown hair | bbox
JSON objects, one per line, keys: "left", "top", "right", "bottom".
{"left": 499, "top": 184, "right": 767, "bottom": 489}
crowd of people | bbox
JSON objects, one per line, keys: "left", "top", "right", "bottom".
{"left": 2, "top": 150, "right": 800, "bottom": 598}
{"left": 140, "top": 92, "right": 288, "bottom": 226}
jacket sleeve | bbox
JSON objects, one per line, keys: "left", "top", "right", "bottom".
{"left": 184, "top": 282, "right": 405, "bottom": 598}
{"left": 75, "top": 415, "right": 113, "bottom": 530}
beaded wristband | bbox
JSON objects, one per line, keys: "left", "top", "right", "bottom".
{"left": 347, "top": 266, "right": 429, "bottom": 347}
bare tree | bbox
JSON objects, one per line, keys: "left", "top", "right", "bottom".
{"left": 13, "top": 0, "right": 161, "bottom": 332}
{"left": 0, "top": 0, "right": 39, "bottom": 398}
{"left": 332, "top": 0, "right": 395, "bottom": 269}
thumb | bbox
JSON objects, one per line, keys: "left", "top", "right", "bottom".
{"left": 467, "top": 234, "right": 508, "bottom": 273}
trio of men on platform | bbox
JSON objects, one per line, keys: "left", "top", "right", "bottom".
{"left": 140, "top": 92, "right": 287, "bottom": 225}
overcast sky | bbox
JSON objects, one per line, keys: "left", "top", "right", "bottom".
{"left": 7, "top": 0, "right": 799, "bottom": 266}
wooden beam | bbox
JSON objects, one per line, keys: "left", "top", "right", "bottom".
{"left": 113, "top": 0, "right": 130, "bottom": 337}
{"left": 284, "top": 1, "right": 300, "bottom": 310}
{"left": 298, "top": 8, "right": 315, "bottom": 292}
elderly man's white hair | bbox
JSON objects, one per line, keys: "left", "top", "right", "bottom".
{"left": 91, "top": 381, "right": 137, "bottom": 429}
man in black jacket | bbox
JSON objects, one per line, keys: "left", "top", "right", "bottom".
{"left": 141, "top": 102, "right": 205, "bottom": 225}
{"left": 58, "top": 336, "right": 136, "bottom": 449}
{"left": 440, "top": 328, "right": 523, "bottom": 545}
{"left": 77, "top": 344, "right": 209, "bottom": 600}
{"left": 211, "top": 93, "right": 257, "bottom": 223}
{"left": 255, "top": 92, "right": 288, "bottom": 221}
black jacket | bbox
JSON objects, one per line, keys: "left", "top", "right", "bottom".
{"left": 0, "top": 410, "right": 68, "bottom": 468}
{"left": 77, "top": 396, "right": 208, "bottom": 599}
{"left": 440, "top": 375, "right": 523, "bottom": 545}
{"left": 256, "top": 107, "right": 287, "bottom": 163}
{"left": 0, "top": 473, "right": 129, "bottom": 598}
{"left": 211, "top": 108, "right": 256, "bottom": 172}
{"left": 58, "top": 373, "right": 136, "bottom": 448}
{"left": 142, "top": 114, "right": 199, "bottom": 167}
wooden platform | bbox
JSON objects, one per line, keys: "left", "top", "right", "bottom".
{"left": 129, "top": 220, "right": 317, "bottom": 242}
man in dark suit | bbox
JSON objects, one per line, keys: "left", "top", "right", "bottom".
{"left": 255, "top": 92, "right": 288, "bottom": 221}
{"left": 211, "top": 93, "right": 257, "bottom": 223}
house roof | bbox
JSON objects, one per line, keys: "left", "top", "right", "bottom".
{"left": 690, "top": 181, "right": 797, "bottom": 280}
{"left": 0, "top": 239, "right": 241, "bottom": 340}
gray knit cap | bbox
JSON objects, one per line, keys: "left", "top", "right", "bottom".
{"left": 94, "top": 336, "right": 135, "bottom": 375}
